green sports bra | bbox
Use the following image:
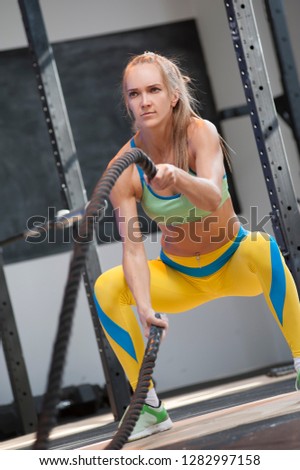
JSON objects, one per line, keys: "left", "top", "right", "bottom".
{"left": 131, "top": 138, "right": 230, "bottom": 226}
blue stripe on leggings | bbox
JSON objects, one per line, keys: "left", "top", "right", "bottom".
{"left": 269, "top": 236, "right": 286, "bottom": 325}
{"left": 160, "top": 226, "right": 248, "bottom": 277}
{"left": 93, "top": 294, "right": 137, "bottom": 362}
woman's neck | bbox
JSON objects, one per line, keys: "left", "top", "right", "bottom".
{"left": 136, "top": 127, "right": 174, "bottom": 164}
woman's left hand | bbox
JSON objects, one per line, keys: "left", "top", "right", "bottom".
{"left": 145, "top": 163, "right": 177, "bottom": 191}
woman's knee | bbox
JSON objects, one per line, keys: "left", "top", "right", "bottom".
{"left": 94, "top": 266, "right": 126, "bottom": 305}
{"left": 94, "top": 269, "right": 112, "bottom": 298}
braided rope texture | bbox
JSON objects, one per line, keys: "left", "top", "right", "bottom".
{"left": 33, "top": 149, "right": 157, "bottom": 450}
{"left": 105, "top": 317, "right": 162, "bottom": 450}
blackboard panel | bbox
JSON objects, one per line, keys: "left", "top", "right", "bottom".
{"left": 0, "top": 19, "right": 235, "bottom": 264}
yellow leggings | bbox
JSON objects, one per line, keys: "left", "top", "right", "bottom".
{"left": 94, "top": 227, "right": 300, "bottom": 390}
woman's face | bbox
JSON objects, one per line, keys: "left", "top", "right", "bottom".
{"left": 124, "top": 63, "right": 178, "bottom": 130}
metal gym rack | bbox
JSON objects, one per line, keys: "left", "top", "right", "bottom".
{"left": 222, "top": 0, "right": 300, "bottom": 292}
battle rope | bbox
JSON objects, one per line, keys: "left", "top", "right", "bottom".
{"left": 105, "top": 313, "right": 163, "bottom": 450}
{"left": 32, "top": 148, "right": 158, "bottom": 450}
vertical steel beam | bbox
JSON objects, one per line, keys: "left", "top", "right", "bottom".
{"left": 0, "top": 249, "right": 37, "bottom": 434}
{"left": 18, "top": 0, "right": 130, "bottom": 420}
{"left": 223, "top": 0, "right": 300, "bottom": 292}
{"left": 264, "top": 0, "right": 300, "bottom": 157}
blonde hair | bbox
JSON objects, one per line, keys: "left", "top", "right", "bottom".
{"left": 122, "top": 52, "right": 231, "bottom": 171}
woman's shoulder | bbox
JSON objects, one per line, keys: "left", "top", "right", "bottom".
{"left": 188, "top": 117, "right": 219, "bottom": 137}
{"left": 187, "top": 118, "right": 220, "bottom": 154}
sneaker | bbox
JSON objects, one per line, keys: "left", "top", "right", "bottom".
{"left": 121, "top": 401, "right": 173, "bottom": 442}
{"left": 296, "top": 370, "right": 300, "bottom": 391}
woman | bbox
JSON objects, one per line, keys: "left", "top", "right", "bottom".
{"left": 94, "top": 52, "right": 300, "bottom": 441}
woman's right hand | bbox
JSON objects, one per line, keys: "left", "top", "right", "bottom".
{"left": 138, "top": 308, "right": 169, "bottom": 339}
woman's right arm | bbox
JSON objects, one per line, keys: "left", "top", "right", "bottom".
{"left": 109, "top": 157, "right": 168, "bottom": 338}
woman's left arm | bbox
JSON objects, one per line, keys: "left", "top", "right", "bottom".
{"left": 150, "top": 120, "right": 225, "bottom": 211}
{"left": 177, "top": 119, "right": 225, "bottom": 210}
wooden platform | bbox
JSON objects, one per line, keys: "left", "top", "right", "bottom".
{"left": 80, "top": 390, "right": 300, "bottom": 450}
{"left": 1, "top": 372, "right": 299, "bottom": 450}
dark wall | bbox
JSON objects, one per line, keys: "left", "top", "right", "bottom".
{"left": 0, "top": 19, "right": 238, "bottom": 264}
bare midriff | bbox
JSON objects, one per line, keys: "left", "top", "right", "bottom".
{"left": 159, "top": 198, "right": 240, "bottom": 256}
